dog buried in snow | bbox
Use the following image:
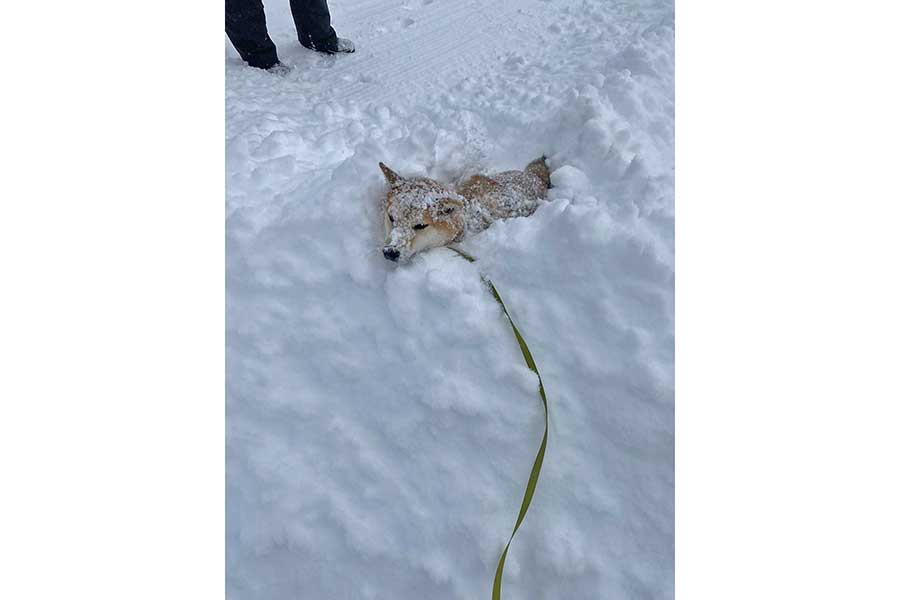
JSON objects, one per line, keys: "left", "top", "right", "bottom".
{"left": 379, "top": 157, "right": 551, "bottom": 262}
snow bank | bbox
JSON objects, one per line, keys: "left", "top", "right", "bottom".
{"left": 227, "top": 0, "right": 673, "bottom": 597}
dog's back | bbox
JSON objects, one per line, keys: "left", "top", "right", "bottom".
{"left": 457, "top": 157, "right": 550, "bottom": 230}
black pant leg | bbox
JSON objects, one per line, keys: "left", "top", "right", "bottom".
{"left": 289, "top": 0, "right": 338, "bottom": 52}
{"left": 226, "top": 0, "right": 279, "bottom": 68}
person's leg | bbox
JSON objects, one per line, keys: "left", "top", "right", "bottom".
{"left": 225, "top": 0, "right": 280, "bottom": 69}
{"left": 289, "top": 0, "right": 339, "bottom": 52}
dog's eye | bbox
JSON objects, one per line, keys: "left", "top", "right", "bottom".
{"left": 413, "top": 224, "right": 429, "bottom": 230}
{"left": 441, "top": 207, "right": 454, "bottom": 215}
{"left": 388, "top": 215, "right": 394, "bottom": 224}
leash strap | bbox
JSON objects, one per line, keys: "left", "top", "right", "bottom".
{"left": 450, "top": 248, "right": 549, "bottom": 600}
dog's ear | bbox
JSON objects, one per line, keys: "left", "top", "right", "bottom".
{"left": 379, "top": 162, "right": 402, "bottom": 186}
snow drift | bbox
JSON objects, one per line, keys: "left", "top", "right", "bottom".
{"left": 227, "top": 0, "right": 674, "bottom": 597}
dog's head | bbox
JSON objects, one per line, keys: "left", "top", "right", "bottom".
{"left": 379, "top": 162, "right": 465, "bottom": 262}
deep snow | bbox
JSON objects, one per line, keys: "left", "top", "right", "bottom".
{"left": 226, "top": 0, "right": 674, "bottom": 598}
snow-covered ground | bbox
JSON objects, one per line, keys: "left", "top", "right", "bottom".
{"left": 226, "top": 0, "right": 674, "bottom": 597}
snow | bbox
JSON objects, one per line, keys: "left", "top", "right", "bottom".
{"left": 226, "top": 0, "right": 674, "bottom": 598}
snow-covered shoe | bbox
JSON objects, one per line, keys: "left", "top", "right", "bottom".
{"left": 303, "top": 35, "right": 355, "bottom": 55}
{"left": 266, "top": 62, "right": 293, "bottom": 76}
{"left": 334, "top": 37, "right": 355, "bottom": 53}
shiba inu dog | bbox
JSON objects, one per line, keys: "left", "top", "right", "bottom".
{"left": 379, "top": 157, "right": 551, "bottom": 262}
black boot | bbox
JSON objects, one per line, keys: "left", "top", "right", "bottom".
{"left": 289, "top": 0, "right": 355, "bottom": 54}
{"left": 225, "top": 0, "right": 280, "bottom": 69}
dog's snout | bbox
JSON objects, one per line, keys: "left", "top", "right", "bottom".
{"left": 383, "top": 247, "right": 401, "bottom": 261}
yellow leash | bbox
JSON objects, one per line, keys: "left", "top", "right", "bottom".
{"left": 449, "top": 248, "right": 549, "bottom": 600}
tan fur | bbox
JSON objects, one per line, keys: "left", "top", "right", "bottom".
{"left": 379, "top": 157, "right": 550, "bottom": 262}
{"left": 456, "top": 175, "right": 499, "bottom": 202}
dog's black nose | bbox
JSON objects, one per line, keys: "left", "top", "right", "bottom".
{"left": 383, "top": 247, "right": 400, "bottom": 261}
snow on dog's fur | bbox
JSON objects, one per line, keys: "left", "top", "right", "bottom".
{"left": 379, "top": 157, "right": 551, "bottom": 262}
